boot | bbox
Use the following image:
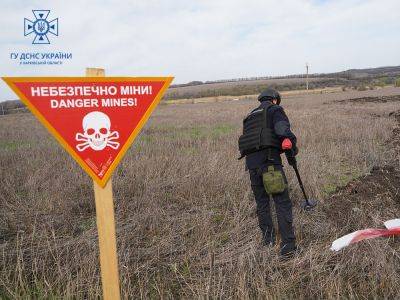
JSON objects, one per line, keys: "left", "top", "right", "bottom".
{"left": 280, "top": 244, "right": 299, "bottom": 259}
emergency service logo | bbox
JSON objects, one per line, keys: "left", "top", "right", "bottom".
{"left": 24, "top": 10, "right": 58, "bottom": 44}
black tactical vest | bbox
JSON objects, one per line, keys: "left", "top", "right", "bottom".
{"left": 238, "top": 102, "right": 281, "bottom": 159}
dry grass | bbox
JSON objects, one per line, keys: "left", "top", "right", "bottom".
{"left": 1, "top": 87, "right": 400, "bottom": 299}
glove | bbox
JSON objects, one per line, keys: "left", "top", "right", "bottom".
{"left": 282, "top": 138, "right": 299, "bottom": 159}
{"left": 282, "top": 138, "right": 292, "bottom": 150}
{"left": 282, "top": 138, "right": 299, "bottom": 156}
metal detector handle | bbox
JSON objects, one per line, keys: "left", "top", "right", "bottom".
{"left": 285, "top": 149, "right": 297, "bottom": 167}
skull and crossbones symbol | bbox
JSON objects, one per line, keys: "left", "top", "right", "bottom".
{"left": 75, "top": 111, "right": 120, "bottom": 152}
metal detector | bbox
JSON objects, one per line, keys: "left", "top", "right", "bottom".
{"left": 288, "top": 155, "right": 317, "bottom": 210}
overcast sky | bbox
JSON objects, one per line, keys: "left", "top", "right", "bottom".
{"left": 1, "top": 0, "right": 399, "bottom": 100}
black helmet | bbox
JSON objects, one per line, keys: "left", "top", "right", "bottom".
{"left": 258, "top": 88, "right": 281, "bottom": 104}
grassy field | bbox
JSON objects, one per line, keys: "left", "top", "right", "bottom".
{"left": 1, "top": 87, "right": 400, "bottom": 298}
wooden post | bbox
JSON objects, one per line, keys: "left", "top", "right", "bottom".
{"left": 87, "top": 67, "right": 121, "bottom": 300}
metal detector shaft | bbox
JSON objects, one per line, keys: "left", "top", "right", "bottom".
{"left": 292, "top": 163, "right": 310, "bottom": 202}
{"left": 286, "top": 152, "right": 317, "bottom": 210}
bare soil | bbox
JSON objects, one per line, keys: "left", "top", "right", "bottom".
{"left": 325, "top": 166, "right": 400, "bottom": 230}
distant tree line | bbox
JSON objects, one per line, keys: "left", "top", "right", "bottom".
{"left": 170, "top": 66, "right": 400, "bottom": 89}
{"left": 170, "top": 74, "right": 324, "bottom": 88}
{"left": 165, "top": 74, "right": 400, "bottom": 100}
{"left": 165, "top": 78, "right": 346, "bottom": 100}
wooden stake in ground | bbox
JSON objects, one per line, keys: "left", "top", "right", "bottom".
{"left": 87, "top": 67, "right": 121, "bottom": 300}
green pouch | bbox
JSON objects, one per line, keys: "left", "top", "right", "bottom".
{"left": 262, "top": 166, "right": 286, "bottom": 195}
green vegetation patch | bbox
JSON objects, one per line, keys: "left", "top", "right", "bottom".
{"left": 0, "top": 141, "right": 30, "bottom": 151}
{"left": 148, "top": 123, "right": 235, "bottom": 141}
{"left": 210, "top": 124, "right": 235, "bottom": 138}
{"left": 322, "top": 165, "right": 363, "bottom": 196}
{"left": 78, "top": 217, "right": 96, "bottom": 232}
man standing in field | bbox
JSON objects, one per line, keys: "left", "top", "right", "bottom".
{"left": 238, "top": 88, "right": 298, "bottom": 257}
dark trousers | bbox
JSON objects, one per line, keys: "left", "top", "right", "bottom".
{"left": 249, "top": 165, "right": 296, "bottom": 251}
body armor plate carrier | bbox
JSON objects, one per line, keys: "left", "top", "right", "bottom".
{"left": 238, "top": 104, "right": 281, "bottom": 159}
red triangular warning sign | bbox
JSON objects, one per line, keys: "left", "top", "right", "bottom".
{"left": 2, "top": 77, "right": 173, "bottom": 187}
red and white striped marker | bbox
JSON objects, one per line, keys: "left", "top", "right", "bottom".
{"left": 330, "top": 219, "right": 400, "bottom": 251}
